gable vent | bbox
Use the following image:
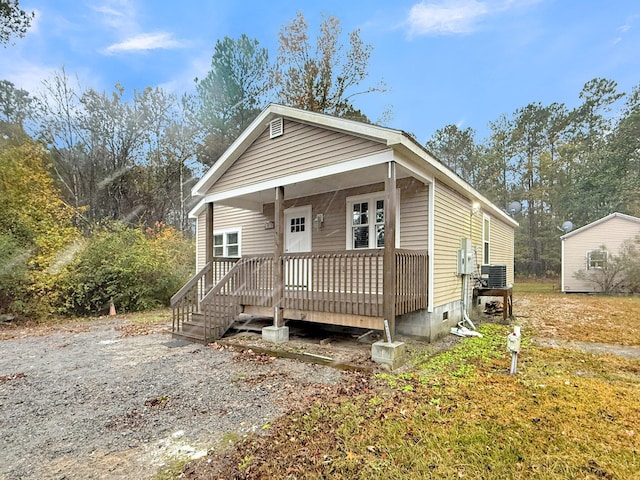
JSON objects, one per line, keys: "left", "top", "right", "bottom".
{"left": 269, "top": 118, "right": 284, "bottom": 138}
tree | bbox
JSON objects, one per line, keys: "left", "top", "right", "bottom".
{"left": 273, "top": 12, "right": 384, "bottom": 120}
{"left": 37, "top": 68, "right": 91, "bottom": 215}
{"left": 426, "top": 124, "right": 478, "bottom": 183}
{"left": 193, "top": 34, "right": 270, "bottom": 166}
{"left": 479, "top": 114, "right": 517, "bottom": 208}
{"left": 0, "top": 136, "right": 79, "bottom": 316}
{"left": 1, "top": 0, "right": 33, "bottom": 45}
{"left": 0, "top": 79, "right": 35, "bottom": 128}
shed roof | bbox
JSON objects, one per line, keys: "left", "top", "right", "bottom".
{"left": 561, "top": 212, "right": 640, "bottom": 240}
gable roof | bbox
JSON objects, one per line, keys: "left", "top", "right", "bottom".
{"left": 191, "top": 104, "right": 517, "bottom": 227}
{"left": 561, "top": 212, "right": 640, "bottom": 240}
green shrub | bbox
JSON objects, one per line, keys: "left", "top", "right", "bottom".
{"left": 55, "top": 222, "right": 194, "bottom": 315}
{"left": 0, "top": 233, "right": 30, "bottom": 315}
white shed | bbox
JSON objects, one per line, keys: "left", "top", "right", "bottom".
{"left": 561, "top": 212, "right": 640, "bottom": 292}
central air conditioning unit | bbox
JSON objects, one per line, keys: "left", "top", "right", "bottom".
{"left": 480, "top": 264, "right": 507, "bottom": 288}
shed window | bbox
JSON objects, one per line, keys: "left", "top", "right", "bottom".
{"left": 214, "top": 228, "right": 241, "bottom": 257}
{"left": 587, "top": 249, "right": 607, "bottom": 269}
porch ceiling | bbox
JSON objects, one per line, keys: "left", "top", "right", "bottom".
{"left": 217, "top": 163, "right": 417, "bottom": 211}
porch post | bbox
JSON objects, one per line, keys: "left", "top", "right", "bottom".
{"left": 273, "top": 186, "right": 285, "bottom": 327}
{"left": 383, "top": 161, "right": 397, "bottom": 338}
{"left": 205, "top": 202, "right": 214, "bottom": 289}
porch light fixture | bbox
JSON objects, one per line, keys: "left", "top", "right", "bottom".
{"left": 313, "top": 213, "right": 324, "bottom": 231}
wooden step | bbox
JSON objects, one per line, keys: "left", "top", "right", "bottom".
{"left": 171, "top": 330, "right": 208, "bottom": 345}
{"left": 181, "top": 320, "right": 205, "bottom": 337}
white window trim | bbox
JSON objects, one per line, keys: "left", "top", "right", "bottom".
{"left": 482, "top": 214, "right": 490, "bottom": 265}
{"left": 345, "top": 190, "right": 400, "bottom": 250}
{"left": 214, "top": 227, "right": 242, "bottom": 258}
{"left": 587, "top": 248, "right": 607, "bottom": 270}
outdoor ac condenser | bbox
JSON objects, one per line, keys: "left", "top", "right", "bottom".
{"left": 480, "top": 264, "right": 507, "bottom": 288}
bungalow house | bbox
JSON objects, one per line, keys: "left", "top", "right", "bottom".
{"left": 171, "top": 104, "right": 516, "bottom": 347}
{"left": 561, "top": 212, "right": 640, "bottom": 293}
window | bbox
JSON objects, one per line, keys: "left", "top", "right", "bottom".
{"left": 347, "top": 192, "right": 397, "bottom": 250}
{"left": 482, "top": 214, "right": 490, "bottom": 264}
{"left": 587, "top": 249, "right": 607, "bottom": 269}
{"left": 214, "top": 228, "right": 241, "bottom": 257}
{"left": 290, "top": 216, "right": 305, "bottom": 233}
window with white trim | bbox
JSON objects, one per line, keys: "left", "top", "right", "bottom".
{"left": 346, "top": 192, "right": 398, "bottom": 250}
{"left": 587, "top": 249, "right": 607, "bottom": 269}
{"left": 482, "top": 214, "right": 490, "bottom": 264}
{"left": 213, "top": 228, "right": 241, "bottom": 257}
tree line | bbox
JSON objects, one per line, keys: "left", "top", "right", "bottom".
{"left": 427, "top": 78, "right": 640, "bottom": 277}
{"left": 0, "top": 11, "right": 383, "bottom": 318}
{"left": 1, "top": 5, "right": 639, "bottom": 319}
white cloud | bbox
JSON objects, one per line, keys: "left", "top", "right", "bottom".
{"left": 407, "top": 0, "right": 489, "bottom": 35}
{"left": 92, "top": 0, "right": 137, "bottom": 33}
{"left": 104, "top": 32, "right": 184, "bottom": 54}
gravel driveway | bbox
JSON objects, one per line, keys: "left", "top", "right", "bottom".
{"left": 0, "top": 319, "right": 344, "bottom": 480}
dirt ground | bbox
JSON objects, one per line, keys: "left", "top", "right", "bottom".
{"left": 0, "top": 316, "right": 354, "bottom": 480}
{"left": 512, "top": 293, "right": 640, "bottom": 355}
{"left": 1, "top": 292, "right": 638, "bottom": 479}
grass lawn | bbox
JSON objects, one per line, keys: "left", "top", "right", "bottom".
{"left": 182, "top": 292, "right": 640, "bottom": 479}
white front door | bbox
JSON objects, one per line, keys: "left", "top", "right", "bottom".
{"left": 285, "top": 205, "right": 312, "bottom": 253}
{"left": 284, "top": 206, "right": 312, "bottom": 288}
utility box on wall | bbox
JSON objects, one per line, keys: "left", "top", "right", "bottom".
{"left": 457, "top": 238, "right": 474, "bottom": 275}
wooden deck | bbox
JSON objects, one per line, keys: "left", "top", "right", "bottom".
{"left": 171, "top": 250, "right": 428, "bottom": 342}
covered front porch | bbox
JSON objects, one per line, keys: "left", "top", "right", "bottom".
{"left": 172, "top": 159, "right": 431, "bottom": 345}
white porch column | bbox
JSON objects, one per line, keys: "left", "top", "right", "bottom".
{"left": 205, "top": 202, "right": 214, "bottom": 289}
{"left": 272, "top": 186, "right": 285, "bottom": 327}
{"left": 383, "top": 161, "right": 397, "bottom": 338}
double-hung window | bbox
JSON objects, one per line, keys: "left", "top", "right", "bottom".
{"left": 587, "top": 249, "right": 606, "bottom": 269}
{"left": 347, "top": 192, "right": 398, "bottom": 250}
{"left": 213, "top": 228, "right": 241, "bottom": 257}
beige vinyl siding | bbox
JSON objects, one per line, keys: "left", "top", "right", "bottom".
{"left": 203, "top": 178, "right": 429, "bottom": 261}
{"left": 268, "top": 183, "right": 386, "bottom": 253}
{"left": 214, "top": 204, "right": 273, "bottom": 255}
{"left": 563, "top": 216, "right": 640, "bottom": 292}
{"left": 432, "top": 180, "right": 471, "bottom": 307}
{"left": 209, "top": 119, "right": 387, "bottom": 195}
{"left": 399, "top": 178, "right": 429, "bottom": 250}
{"left": 489, "top": 216, "right": 515, "bottom": 285}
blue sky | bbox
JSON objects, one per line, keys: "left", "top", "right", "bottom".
{"left": 3, "top": 0, "right": 639, "bottom": 143}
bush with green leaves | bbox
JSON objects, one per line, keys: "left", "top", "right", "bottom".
{"left": 55, "top": 222, "right": 194, "bottom": 315}
{"left": 0, "top": 233, "right": 30, "bottom": 315}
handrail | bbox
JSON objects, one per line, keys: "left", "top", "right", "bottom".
{"left": 199, "top": 255, "right": 273, "bottom": 341}
{"left": 170, "top": 262, "right": 211, "bottom": 307}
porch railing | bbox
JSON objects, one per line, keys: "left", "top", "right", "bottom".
{"left": 281, "top": 249, "right": 428, "bottom": 317}
{"left": 172, "top": 249, "right": 428, "bottom": 338}
{"left": 201, "top": 255, "right": 274, "bottom": 339}
{"left": 170, "top": 258, "right": 239, "bottom": 333}
{"left": 395, "top": 249, "right": 429, "bottom": 315}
